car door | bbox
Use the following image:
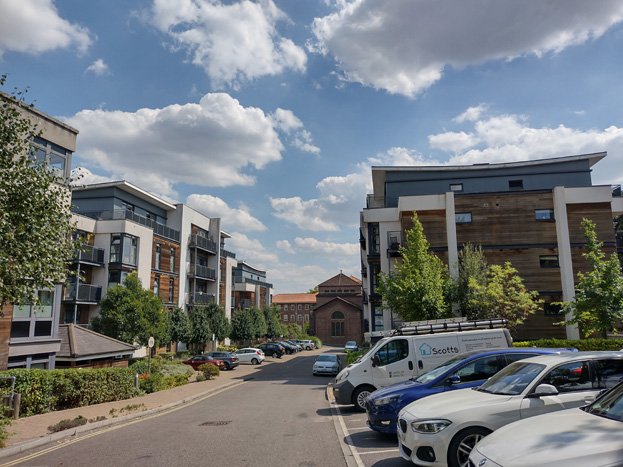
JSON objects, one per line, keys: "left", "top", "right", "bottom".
{"left": 371, "top": 338, "right": 412, "bottom": 388}
{"left": 441, "top": 354, "right": 502, "bottom": 392}
{"left": 519, "top": 359, "right": 598, "bottom": 419}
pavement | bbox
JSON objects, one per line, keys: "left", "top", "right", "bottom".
{"left": 0, "top": 348, "right": 323, "bottom": 459}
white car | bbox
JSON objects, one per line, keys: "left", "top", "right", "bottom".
{"left": 300, "top": 339, "right": 315, "bottom": 350}
{"left": 469, "top": 381, "right": 623, "bottom": 467}
{"left": 234, "top": 347, "right": 265, "bottom": 364}
{"left": 397, "top": 351, "right": 623, "bottom": 467}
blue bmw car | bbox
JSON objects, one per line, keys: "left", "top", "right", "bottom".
{"left": 364, "top": 347, "right": 576, "bottom": 434}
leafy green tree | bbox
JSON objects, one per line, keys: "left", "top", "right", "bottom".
{"left": 468, "top": 262, "right": 542, "bottom": 330}
{"left": 376, "top": 212, "right": 452, "bottom": 322}
{"left": 561, "top": 218, "right": 623, "bottom": 338}
{"left": 286, "top": 323, "right": 301, "bottom": 338}
{"left": 249, "top": 306, "right": 267, "bottom": 340}
{"left": 164, "top": 307, "right": 191, "bottom": 345}
{"left": 263, "top": 304, "right": 285, "bottom": 339}
{"left": 307, "top": 286, "right": 318, "bottom": 294}
{"left": 188, "top": 305, "right": 211, "bottom": 351}
{"left": 229, "top": 308, "right": 255, "bottom": 344}
{"left": 0, "top": 75, "right": 82, "bottom": 309}
{"left": 92, "top": 273, "right": 165, "bottom": 347}
{"left": 453, "top": 243, "right": 489, "bottom": 319}
{"left": 205, "top": 302, "right": 231, "bottom": 341}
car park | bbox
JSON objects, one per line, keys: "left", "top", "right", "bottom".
{"left": 345, "top": 341, "right": 359, "bottom": 352}
{"left": 258, "top": 342, "right": 286, "bottom": 358}
{"left": 203, "top": 351, "right": 240, "bottom": 370}
{"left": 365, "top": 347, "right": 575, "bottom": 435}
{"left": 182, "top": 354, "right": 226, "bottom": 371}
{"left": 278, "top": 341, "right": 298, "bottom": 354}
{"left": 234, "top": 347, "right": 265, "bottom": 364}
{"left": 397, "top": 351, "right": 623, "bottom": 467}
{"left": 313, "top": 354, "right": 342, "bottom": 376}
{"left": 469, "top": 381, "right": 623, "bottom": 467}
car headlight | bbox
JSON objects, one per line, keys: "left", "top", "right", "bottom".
{"left": 410, "top": 419, "right": 452, "bottom": 434}
{"left": 336, "top": 369, "right": 350, "bottom": 382}
{"left": 372, "top": 394, "right": 400, "bottom": 406}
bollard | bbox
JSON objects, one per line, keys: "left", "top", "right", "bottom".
{"left": 12, "top": 393, "right": 20, "bottom": 420}
{"left": 135, "top": 373, "right": 139, "bottom": 388}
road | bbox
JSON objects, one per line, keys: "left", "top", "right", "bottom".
{"left": 0, "top": 348, "right": 410, "bottom": 467}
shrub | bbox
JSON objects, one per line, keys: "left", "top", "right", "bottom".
{"left": 197, "top": 363, "right": 220, "bottom": 380}
{"left": 139, "top": 372, "right": 165, "bottom": 394}
{"left": 217, "top": 345, "right": 238, "bottom": 352}
{"left": 196, "top": 373, "right": 206, "bottom": 382}
{"left": 346, "top": 350, "right": 365, "bottom": 366}
{"left": 0, "top": 416, "right": 11, "bottom": 448}
{"left": 514, "top": 338, "right": 622, "bottom": 351}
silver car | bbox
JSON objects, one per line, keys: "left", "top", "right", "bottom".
{"left": 313, "top": 354, "right": 342, "bottom": 376}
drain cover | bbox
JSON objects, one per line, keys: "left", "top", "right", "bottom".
{"left": 200, "top": 421, "right": 231, "bottom": 426}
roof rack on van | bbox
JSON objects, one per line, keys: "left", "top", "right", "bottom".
{"left": 364, "top": 318, "right": 508, "bottom": 338}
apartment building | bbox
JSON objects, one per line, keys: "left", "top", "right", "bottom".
{"left": 360, "top": 153, "right": 623, "bottom": 341}
{"left": 0, "top": 94, "right": 78, "bottom": 370}
{"left": 232, "top": 261, "right": 273, "bottom": 310}
{"left": 272, "top": 293, "right": 317, "bottom": 330}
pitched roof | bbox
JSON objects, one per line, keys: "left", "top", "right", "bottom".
{"left": 57, "top": 324, "right": 136, "bottom": 361}
{"left": 272, "top": 293, "right": 317, "bottom": 304}
{"left": 318, "top": 273, "right": 362, "bottom": 288}
{"left": 313, "top": 296, "right": 362, "bottom": 311}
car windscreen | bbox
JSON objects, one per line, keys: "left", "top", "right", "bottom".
{"left": 477, "top": 361, "right": 545, "bottom": 395}
{"left": 317, "top": 355, "right": 337, "bottom": 362}
{"left": 585, "top": 384, "right": 623, "bottom": 422}
{"left": 413, "top": 354, "right": 471, "bottom": 384}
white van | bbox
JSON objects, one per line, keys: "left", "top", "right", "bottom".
{"left": 330, "top": 320, "right": 512, "bottom": 411}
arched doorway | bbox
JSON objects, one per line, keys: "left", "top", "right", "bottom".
{"left": 331, "top": 311, "right": 345, "bottom": 339}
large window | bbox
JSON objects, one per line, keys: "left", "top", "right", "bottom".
{"left": 110, "top": 234, "right": 138, "bottom": 266}
{"left": 369, "top": 223, "right": 380, "bottom": 255}
{"left": 168, "top": 278, "right": 175, "bottom": 303}
{"left": 108, "top": 270, "right": 130, "bottom": 289}
{"left": 31, "top": 136, "right": 70, "bottom": 176}
{"left": 170, "top": 247, "right": 176, "bottom": 272}
{"left": 331, "top": 311, "right": 345, "bottom": 337}
{"left": 155, "top": 244, "right": 161, "bottom": 269}
{"left": 10, "top": 290, "right": 55, "bottom": 340}
{"left": 375, "top": 339, "right": 409, "bottom": 366}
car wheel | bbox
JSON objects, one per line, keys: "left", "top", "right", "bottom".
{"left": 251, "top": 358, "right": 258, "bottom": 365}
{"left": 447, "top": 427, "right": 491, "bottom": 467}
{"left": 272, "top": 351, "right": 278, "bottom": 358}
{"left": 352, "top": 386, "right": 374, "bottom": 412}
{"left": 223, "top": 362, "right": 230, "bottom": 370}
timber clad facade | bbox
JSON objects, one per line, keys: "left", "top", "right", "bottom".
{"left": 361, "top": 153, "right": 623, "bottom": 341}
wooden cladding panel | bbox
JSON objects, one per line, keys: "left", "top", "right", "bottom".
{"left": 401, "top": 210, "right": 447, "bottom": 248}
{"left": 513, "top": 312, "right": 567, "bottom": 341}
{"left": 482, "top": 248, "right": 562, "bottom": 292}
{"left": 152, "top": 237, "right": 179, "bottom": 274}
{"left": 0, "top": 305, "right": 12, "bottom": 371}
{"left": 454, "top": 193, "right": 558, "bottom": 246}
{"left": 566, "top": 203, "right": 616, "bottom": 244}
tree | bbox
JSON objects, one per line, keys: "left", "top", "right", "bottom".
{"left": 0, "top": 75, "right": 82, "bottom": 309}
{"left": 188, "top": 306, "right": 211, "bottom": 351}
{"left": 307, "top": 286, "right": 318, "bottom": 294}
{"left": 248, "top": 306, "right": 267, "bottom": 340}
{"left": 468, "top": 262, "right": 542, "bottom": 330}
{"left": 286, "top": 323, "right": 301, "bottom": 338}
{"left": 92, "top": 273, "right": 165, "bottom": 347}
{"left": 376, "top": 212, "right": 452, "bottom": 322}
{"left": 453, "top": 243, "right": 489, "bottom": 319}
{"left": 205, "top": 302, "right": 231, "bottom": 341}
{"left": 164, "top": 307, "right": 191, "bottom": 345}
{"left": 561, "top": 218, "right": 623, "bottom": 338}
{"left": 263, "top": 304, "right": 286, "bottom": 339}
{"left": 229, "top": 308, "right": 255, "bottom": 344}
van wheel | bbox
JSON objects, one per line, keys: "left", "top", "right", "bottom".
{"left": 447, "top": 427, "right": 491, "bottom": 467}
{"left": 352, "top": 386, "right": 374, "bottom": 412}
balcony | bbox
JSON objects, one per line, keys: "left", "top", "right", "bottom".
{"left": 186, "top": 292, "right": 215, "bottom": 306}
{"left": 63, "top": 283, "right": 102, "bottom": 303}
{"left": 189, "top": 234, "right": 217, "bottom": 254}
{"left": 387, "top": 231, "right": 403, "bottom": 257}
{"left": 70, "top": 246, "right": 105, "bottom": 266}
{"left": 220, "top": 249, "right": 236, "bottom": 259}
{"left": 188, "top": 263, "right": 216, "bottom": 281}
{"left": 366, "top": 195, "right": 398, "bottom": 209}
{"left": 73, "top": 209, "right": 180, "bottom": 242}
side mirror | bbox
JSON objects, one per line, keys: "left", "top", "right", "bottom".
{"left": 372, "top": 354, "right": 381, "bottom": 367}
{"left": 447, "top": 375, "right": 461, "bottom": 385}
{"left": 529, "top": 383, "right": 559, "bottom": 397}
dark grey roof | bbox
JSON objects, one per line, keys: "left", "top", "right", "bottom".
{"left": 57, "top": 324, "right": 136, "bottom": 361}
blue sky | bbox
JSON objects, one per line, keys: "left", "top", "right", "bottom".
{"left": 2, "top": 0, "right": 623, "bottom": 294}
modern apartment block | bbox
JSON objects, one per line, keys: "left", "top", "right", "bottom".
{"left": 272, "top": 293, "right": 317, "bottom": 330}
{"left": 360, "top": 153, "right": 623, "bottom": 341}
{"left": 0, "top": 93, "right": 78, "bottom": 370}
{"left": 232, "top": 261, "right": 273, "bottom": 310}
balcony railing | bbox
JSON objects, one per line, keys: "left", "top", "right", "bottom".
{"left": 64, "top": 283, "right": 102, "bottom": 303}
{"left": 366, "top": 195, "right": 398, "bottom": 209}
{"left": 234, "top": 277, "right": 273, "bottom": 289}
{"left": 72, "top": 209, "right": 180, "bottom": 242}
{"left": 71, "top": 246, "right": 105, "bottom": 265}
{"left": 186, "top": 292, "right": 215, "bottom": 305}
{"left": 612, "top": 185, "right": 622, "bottom": 197}
{"left": 387, "top": 231, "right": 403, "bottom": 256}
{"left": 188, "top": 263, "right": 216, "bottom": 281}
{"left": 189, "top": 234, "right": 217, "bottom": 254}
{"left": 220, "top": 249, "right": 236, "bottom": 259}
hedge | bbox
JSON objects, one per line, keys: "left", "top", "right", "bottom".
{"left": 514, "top": 338, "right": 623, "bottom": 352}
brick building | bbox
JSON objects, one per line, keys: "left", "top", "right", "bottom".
{"left": 273, "top": 293, "right": 317, "bottom": 330}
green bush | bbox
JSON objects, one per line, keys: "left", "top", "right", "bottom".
{"left": 198, "top": 363, "right": 220, "bottom": 380}
{"left": 196, "top": 373, "right": 206, "bottom": 382}
{"left": 218, "top": 345, "right": 238, "bottom": 352}
{"left": 301, "top": 335, "right": 322, "bottom": 349}
{"left": 0, "top": 416, "right": 11, "bottom": 448}
{"left": 514, "top": 338, "right": 623, "bottom": 351}
{"left": 159, "top": 363, "right": 194, "bottom": 379}
{"left": 139, "top": 372, "right": 165, "bottom": 394}
{"left": 346, "top": 350, "right": 365, "bottom": 366}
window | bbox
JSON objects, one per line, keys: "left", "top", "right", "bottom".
{"left": 153, "top": 276, "right": 160, "bottom": 296}
{"left": 370, "top": 223, "right": 380, "bottom": 254}
{"left": 298, "top": 304, "right": 302, "bottom": 310}
{"left": 10, "top": 290, "right": 55, "bottom": 339}
{"left": 375, "top": 339, "right": 409, "bottom": 366}
{"left": 540, "top": 255, "right": 559, "bottom": 268}
{"left": 283, "top": 314, "right": 288, "bottom": 321}
{"left": 170, "top": 248, "right": 176, "bottom": 272}
{"left": 594, "top": 359, "right": 623, "bottom": 389}
{"left": 540, "top": 361, "right": 593, "bottom": 393}
{"left": 284, "top": 305, "right": 288, "bottom": 311}
{"left": 110, "top": 234, "right": 138, "bottom": 266}
{"left": 108, "top": 270, "right": 130, "bottom": 289}
{"left": 544, "top": 302, "right": 562, "bottom": 316}
{"left": 449, "top": 183, "right": 463, "bottom": 192}
{"left": 290, "top": 314, "right": 295, "bottom": 322}
{"left": 123, "top": 236, "right": 137, "bottom": 265}
{"left": 168, "top": 278, "right": 174, "bottom": 303}
{"left": 31, "top": 136, "right": 70, "bottom": 176}
{"left": 110, "top": 235, "right": 121, "bottom": 263}
{"left": 455, "top": 212, "right": 472, "bottom": 224}
{"left": 298, "top": 314, "right": 302, "bottom": 321}
{"left": 509, "top": 179, "right": 524, "bottom": 190}
{"left": 452, "top": 356, "right": 500, "bottom": 383}
{"left": 305, "top": 315, "right": 309, "bottom": 321}
{"left": 331, "top": 311, "right": 345, "bottom": 337}
{"left": 305, "top": 304, "right": 309, "bottom": 310}
{"left": 535, "top": 209, "right": 555, "bottom": 221}
{"left": 155, "top": 244, "right": 161, "bottom": 269}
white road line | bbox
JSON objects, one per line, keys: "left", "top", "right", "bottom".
{"left": 327, "top": 388, "right": 366, "bottom": 467}
{"left": 358, "top": 449, "right": 400, "bottom": 455}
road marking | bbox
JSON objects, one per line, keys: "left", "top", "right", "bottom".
{"left": 0, "top": 381, "right": 247, "bottom": 467}
{"left": 358, "top": 449, "right": 399, "bottom": 455}
{"left": 326, "top": 388, "right": 365, "bottom": 467}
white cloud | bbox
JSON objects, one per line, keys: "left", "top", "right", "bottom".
{"left": 85, "top": 59, "right": 111, "bottom": 76}
{"left": 276, "top": 240, "right": 295, "bottom": 254}
{"left": 429, "top": 131, "right": 478, "bottom": 153}
{"left": 227, "top": 232, "right": 280, "bottom": 267}
{"left": 63, "top": 93, "right": 284, "bottom": 196}
{"left": 454, "top": 105, "right": 487, "bottom": 123}
{"left": 0, "top": 0, "right": 92, "bottom": 57}
{"left": 270, "top": 109, "right": 320, "bottom": 154}
{"left": 270, "top": 196, "right": 340, "bottom": 231}
{"left": 311, "top": 1, "right": 623, "bottom": 97}
{"left": 71, "top": 167, "right": 117, "bottom": 186}
{"left": 186, "top": 194, "right": 266, "bottom": 232}
{"left": 148, "top": 0, "right": 306, "bottom": 89}
{"left": 293, "top": 237, "right": 359, "bottom": 258}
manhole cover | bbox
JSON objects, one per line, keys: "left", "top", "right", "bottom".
{"left": 200, "top": 421, "right": 231, "bottom": 426}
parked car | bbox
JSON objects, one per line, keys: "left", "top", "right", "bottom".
{"left": 283, "top": 340, "right": 303, "bottom": 351}
{"left": 469, "top": 381, "right": 623, "bottom": 467}
{"left": 300, "top": 339, "right": 315, "bottom": 350}
{"left": 182, "top": 354, "right": 226, "bottom": 371}
{"left": 258, "top": 342, "right": 286, "bottom": 358}
{"left": 278, "top": 341, "right": 298, "bottom": 355}
{"left": 397, "top": 351, "right": 623, "bottom": 467}
{"left": 345, "top": 341, "right": 359, "bottom": 352}
{"left": 313, "top": 354, "right": 342, "bottom": 376}
{"left": 203, "top": 351, "right": 240, "bottom": 370}
{"left": 234, "top": 347, "right": 265, "bottom": 365}
{"left": 365, "top": 347, "right": 576, "bottom": 434}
